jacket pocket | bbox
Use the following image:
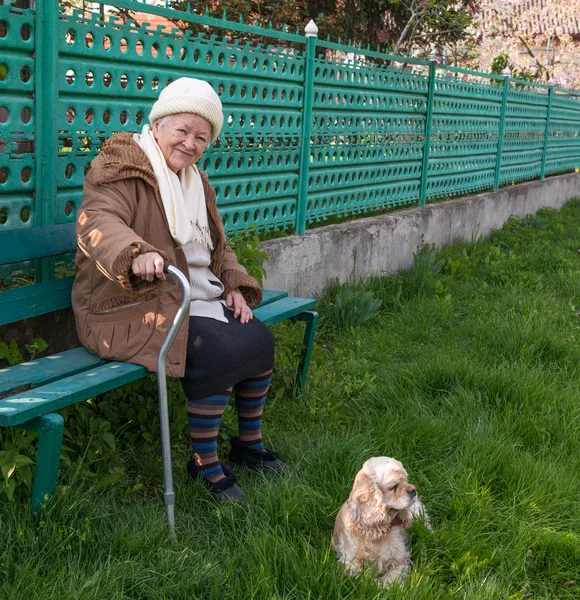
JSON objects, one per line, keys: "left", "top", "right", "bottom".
{"left": 85, "top": 294, "right": 161, "bottom": 361}
{"left": 88, "top": 292, "right": 157, "bottom": 323}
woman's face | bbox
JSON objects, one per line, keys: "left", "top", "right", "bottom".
{"left": 153, "top": 113, "right": 212, "bottom": 172}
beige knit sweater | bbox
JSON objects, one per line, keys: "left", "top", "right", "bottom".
{"left": 181, "top": 240, "right": 229, "bottom": 322}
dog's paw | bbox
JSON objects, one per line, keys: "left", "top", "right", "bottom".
{"left": 378, "top": 564, "right": 409, "bottom": 587}
{"left": 411, "top": 499, "right": 433, "bottom": 531}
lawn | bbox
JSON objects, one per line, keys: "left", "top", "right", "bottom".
{"left": 2, "top": 200, "right": 580, "bottom": 599}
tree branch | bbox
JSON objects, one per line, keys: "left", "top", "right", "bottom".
{"left": 404, "top": 18, "right": 422, "bottom": 52}
{"left": 518, "top": 35, "right": 546, "bottom": 73}
{"left": 394, "top": 10, "right": 418, "bottom": 54}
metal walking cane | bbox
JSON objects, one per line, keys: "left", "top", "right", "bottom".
{"left": 157, "top": 263, "right": 191, "bottom": 543}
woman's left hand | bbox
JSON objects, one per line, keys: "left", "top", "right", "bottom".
{"left": 226, "top": 288, "right": 253, "bottom": 324}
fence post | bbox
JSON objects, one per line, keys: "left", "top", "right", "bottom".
{"left": 494, "top": 67, "right": 510, "bottom": 192}
{"left": 419, "top": 51, "right": 437, "bottom": 208}
{"left": 540, "top": 82, "right": 554, "bottom": 180}
{"left": 35, "top": 0, "right": 58, "bottom": 227}
{"left": 35, "top": 0, "right": 58, "bottom": 280}
{"left": 296, "top": 19, "right": 317, "bottom": 235}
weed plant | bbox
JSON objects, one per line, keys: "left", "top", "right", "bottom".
{"left": 333, "top": 284, "right": 382, "bottom": 327}
{"left": 2, "top": 201, "right": 580, "bottom": 599}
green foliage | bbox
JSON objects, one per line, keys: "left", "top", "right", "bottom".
{"left": 227, "top": 227, "right": 269, "bottom": 287}
{"left": 333, "top": 284, "right": 382, "bottom": 327}
{"left": 58, "top": 400, "right": 118, "bottom": 471}
{"left": 385, "top": 0, "right": 479, "bottom": 54}
{"left": 0, "top": 337, "right": 48, "bottom": 366}
{"left": 0, "top": 431, "right": 35, "bottom": 502}
{"left": 24, "top": 338, "right": 48, "bottom": 361}
{"left": 491, "top": 53, "right": 509, "bottom": 75}
{"left": 492, "top": 52, "right": 538, "bottom": 83}
{"left": 269, "top": 318, "right": 377, "bottom": 427}
{"left": 0, "top": 340, "right": 24, "bottom": 366}
{"left": 331, "top": 334, "right": 378, "bottom": 399}
{"left": 399, "top": 248, "right": 447, "bottom": 300}
{"left": 0, "top": 337, "right": 45, "bottom": 499}
{"left": 96, "top": 375, "right": 187, "bottom": 444}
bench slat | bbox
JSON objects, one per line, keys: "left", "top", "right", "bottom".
{"left": 259, "top": 290, "right": 288, "bottom": 306}
{"left": 0, "top": 361, "right": 147, "bottom": 427}
{"left": 0, "top": 223, "right": 76, "bottom": 264}
{"left": 0, "top": 347, "right": 106, "bottom": 396}
{"left": 0, "top": 276, "right": 75, "bottom": 326}
{"left": 254, "top": 297, "right": 318, "bottom": 326}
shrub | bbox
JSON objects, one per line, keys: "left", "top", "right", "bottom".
{"left": 227, "top": 227, "right": 269, "bottom": 286}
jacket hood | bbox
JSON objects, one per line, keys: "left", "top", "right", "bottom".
{"left": 95, "top": 132, "right": 158, "bottom": 188}
{"left": 90, "top": 131, "right": 226, "bottom": 271}
{"left": 95, "top": 132, "right": 213, "bottom": 191}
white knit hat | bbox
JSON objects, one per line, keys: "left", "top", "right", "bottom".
{"left": 149, "top": 77, "right": 224, "bottom": 143}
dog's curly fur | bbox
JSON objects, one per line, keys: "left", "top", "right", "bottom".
{"left": 332, "top": 457, "right": 428, "bottom": 586}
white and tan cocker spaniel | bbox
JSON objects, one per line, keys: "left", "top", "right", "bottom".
{"left": 332, "top": 457, "right": 429, "bottom": 587}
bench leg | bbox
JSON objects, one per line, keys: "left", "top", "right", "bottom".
{"left": 292, "top": 311, "right": 319, "bottom": 390}
{"left": 19, "top": 413, "right": 64, "bottom": 517}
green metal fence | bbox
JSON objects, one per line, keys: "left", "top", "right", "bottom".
{"left": 1, "top": 0, "right": 580, "bottom": 248}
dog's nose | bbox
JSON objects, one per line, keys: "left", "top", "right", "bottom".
{"left": 407, "top": 486, "right": 417, "bottom": 497}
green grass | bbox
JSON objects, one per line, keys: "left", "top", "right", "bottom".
{"left": 3, "top": 200, "right": 580, "bottom": 599}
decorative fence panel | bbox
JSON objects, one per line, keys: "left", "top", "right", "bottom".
{"left": 0, "top": 2, "right": 35, "bottom": 231}
{"left": 55, "top": 6, "right": 307, "bottom": 235}
{"left": 547, "top": 91, "right": 580, "bottom": 176}
{"left": 428, "top": 68, "right": 503, "bottom": 199}
{"left": 307, "top": 42, "right": 428, "bottom": 225}
{"left": 501, "top": 84, "right": 549, "bottom": 185}
{"left": 1, "top": 0, "right": 580, "bottom": 266}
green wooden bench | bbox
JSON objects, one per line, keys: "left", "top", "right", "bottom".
{"left": 0, "top": 223, "right": 318, "bottom": 515}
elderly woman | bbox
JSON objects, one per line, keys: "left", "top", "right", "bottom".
{"left": 72, "top": 78, "right": 285, "bottom": 502}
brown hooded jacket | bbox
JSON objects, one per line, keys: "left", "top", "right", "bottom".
{"left": 72, "top": 133, "right": 261, "bottom": 378}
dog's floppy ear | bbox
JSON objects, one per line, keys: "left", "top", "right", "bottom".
{"left": 350, "top": 471, "right": 375, "bottom": 505}
{"left": 348, "top": 470, "right": 387, "bottom": 536}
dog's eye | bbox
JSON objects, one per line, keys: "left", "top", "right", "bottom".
{"left": 390, "top": 485, "right": 398, "bottom": 492}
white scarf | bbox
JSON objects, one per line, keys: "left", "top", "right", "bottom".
{"left": 135, "top": 125, "right": 213, "bottom": 249}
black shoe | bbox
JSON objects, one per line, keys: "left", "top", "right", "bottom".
{"left": 186, "top": 461, "right": 247, "bottom": 502}
{"left": 229, "top": 437, "right": 289, "bottom": 474}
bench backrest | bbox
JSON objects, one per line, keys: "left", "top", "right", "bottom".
{"left": 0, "top": 224, "right": 77, "bottom": 327}
{"left": 0, "top": 224, "right": 282, "bottom": 327}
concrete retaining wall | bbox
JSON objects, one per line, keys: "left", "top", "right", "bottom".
{"left": 261, "top": 172, "right": 580, "bottom": 297}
